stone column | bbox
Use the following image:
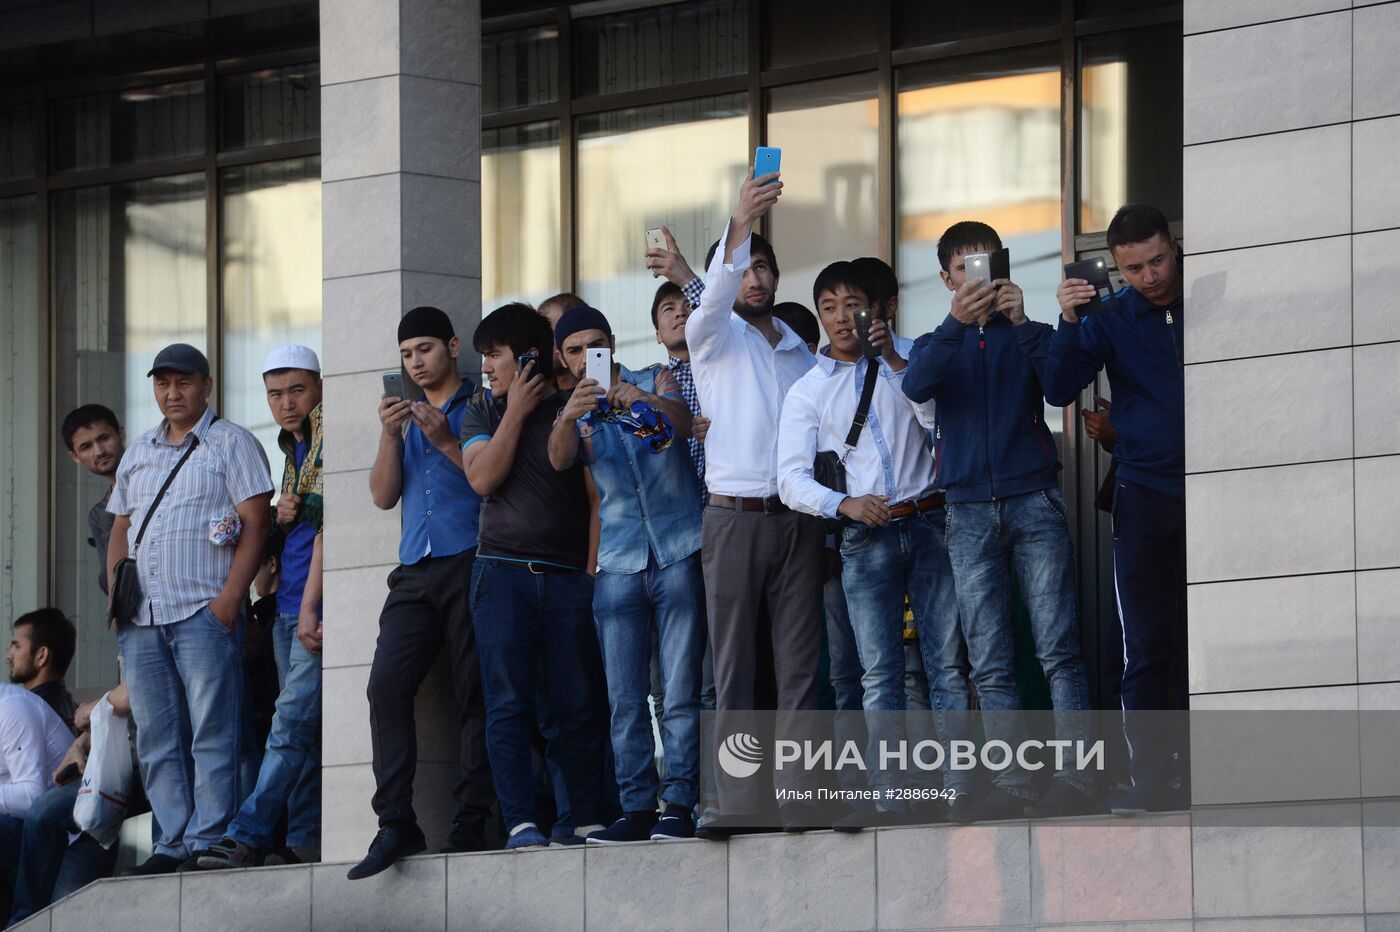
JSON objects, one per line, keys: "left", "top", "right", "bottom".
{"left": 318, "top": 0, "right": 482, "bottom": 859}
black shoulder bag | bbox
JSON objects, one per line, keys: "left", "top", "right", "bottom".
{"left": 812, "top": 360, "right": 881, "bottom": 528}
{"left": 109, "top": 430, "right": 207, "bottom": 626}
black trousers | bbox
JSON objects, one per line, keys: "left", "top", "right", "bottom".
{"left": 1112, "top": 478, "right": 1189, "bottom": 790}
{"left": 367, "top": 549, "right": 494, "bottom": 839}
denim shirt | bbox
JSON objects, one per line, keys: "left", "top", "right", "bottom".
{"left": 399, "top": 380, "right": 481, "bottom": 566}
{"left": 580, "top": 364, "right": 703, "bottom": 575}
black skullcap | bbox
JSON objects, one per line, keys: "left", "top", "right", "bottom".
{"left": 397, "top": 305, "right": 455, "bottom": 345}
{"left": 554, "top": 305, "right": 612, "bottom": 350}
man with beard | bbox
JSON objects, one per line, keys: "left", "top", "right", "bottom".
{"left": 61, "top": 405, "right": 126, "bottom": 600}
{"left": 684, "top": 169, "right": 822, "bottom": 837}
{"left": 5, "top": 611, "right": 77, "bottom": 732}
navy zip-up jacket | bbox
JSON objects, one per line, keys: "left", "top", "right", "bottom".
{"left": 903, "top": 313, "right": 1061, "bottom": 503}
{"left": 1040, "top": 284, "right": 1184, "bottom": 499}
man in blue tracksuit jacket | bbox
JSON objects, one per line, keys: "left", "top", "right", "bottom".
{"left": 903, "top": 221, "right": 1093, "bottom": 824}
{"left": 1043, "top": 204, "right": 1185, "bottom": 814}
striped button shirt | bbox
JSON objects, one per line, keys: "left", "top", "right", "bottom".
{"left": 667, "top": 355, "right": 705, "bottom": 490}
{"left": 108, "top": 407, "right": 273, "bottom": 627}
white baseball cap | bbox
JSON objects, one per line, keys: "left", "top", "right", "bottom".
{"left": 262, "top": 344, "right": 321, "bottom": 375}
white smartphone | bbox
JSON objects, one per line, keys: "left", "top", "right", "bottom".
{"left": 586, "top": 347, "right": 612, "bottom": 393}
{"left": 645, "top": 228, "right": 666, "bottom": 251}
{"left": 963, "top": 252, "right": 990, "bottom": 285}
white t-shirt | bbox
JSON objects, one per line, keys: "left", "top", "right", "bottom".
{"left": 0, "top": 684, "right": 74, "bottom": 817}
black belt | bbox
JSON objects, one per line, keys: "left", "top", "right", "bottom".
{"left": 479, "top": 556, "right": 577, "bottom": 575}
{"left": 707, "top": 493, "right": 789, "bottom": 515}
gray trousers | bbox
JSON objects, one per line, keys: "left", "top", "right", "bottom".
{"left": 701, "top": 505, "right": 824, "bottom": 712}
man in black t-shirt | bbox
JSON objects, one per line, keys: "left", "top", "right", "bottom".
{"left": 460, "top": 303, "right": 610, "bottom": 850}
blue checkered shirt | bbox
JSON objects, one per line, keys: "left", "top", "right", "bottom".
{"left": 668, "top": 355, "right": 705, "bottom": 492}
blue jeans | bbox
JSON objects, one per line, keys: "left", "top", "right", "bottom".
{"left": 594, "top": 552, "right": 705, "bottom": 812}
{"left": 227, "top": 613, "right": 322, "bottom": 848}
{"left": 471, "top": 559, "right": 609, "bottom": 830}
{"left": 117, "top": 603, "right": 245, "bottom": 857}
{"left": 823, "top": 570, "right": 864, "bottom": 713}
{"left": 841, "top": 510, "right": 959, "bottom": 790}
{"left": 6, "top": 782, "right": 118, "bottom": 925}
{"left": 945, "top": 489, "right": 1090, "bottom": 795}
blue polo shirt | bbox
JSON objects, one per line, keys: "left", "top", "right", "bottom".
{"left": 399, "top": 380, "right": 481, "bottom": 566}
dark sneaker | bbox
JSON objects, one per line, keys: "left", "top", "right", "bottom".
{"left": 586, "top": 812, "right": 659, "bottom": 845}
{"left": 548, "top": 826, "right": 584, "bottom": 848}
{"left": 649, "top": 806, "right": 695, "bottom": 841}
{"left": 346, "top": 824, "right": 427, "bottom": 880}
{"left": 779, "top": 801, "right": 823, "bottom": 833}
{"left": 832, "top": 805, "right": 909, "bottom": 833}
{"left": 195, "top": 837, "right": 263, "bottom": 870}
{"left": 178, "top": 850, "right": 215, "bottom": 872}
{"left": 949, "top": 787, "right": 1032, "bottom": 824}
{"left": 1024, "top": 781, "right": 1099, "bottom": 819}
{"left": 695, "top": 814, "right": 773, "bottom": 841}
{"left": 261, "top": 847, "right": 304, "bottom": 866}
{"left": 1110, "top": 781, "right": 1185, "bottom": 816}
{"left": 440, "top": 831, "right": 486, "bottom": 854}
{"left": 504, "top": 826, "right": 548, "bottom": 850}
{"left": 120, "top": 854, "right": 183, "bottom": 877}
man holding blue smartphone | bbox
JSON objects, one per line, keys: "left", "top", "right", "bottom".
{"left": 348, "top": 306, "right": 495, "bottom": 880}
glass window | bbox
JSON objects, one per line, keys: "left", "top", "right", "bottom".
{"left": 483, "top": 122, "right": 561, "bottom": 309}
{"left": 894, "top": 0, "right": 1057, "bottom": 47}
{"left": 483, "top": 26, "right": 560, "bottom": 113}
{"left": 0, "top": 196, "right": 39, "bottom": 625}
{"left": 767, "top": 74, "right": 879, "bottom": 313}
{"left": 574, "top": 0, "right": 747, "bottom": 98}
{"left": 1079, "top": 0, "right": 1175, "bottom": 17}
{"left": 221, "top": 157, "right": 323, "bottom": 463}
{"left": 51, "top": 174, "right": 206, "bottom": 689}
{"left": 577, "top": 94, "right": 747, "bottom": 366}
{"left": 1079, "top": 24, "right": 1183, "bottom": 232}
{"left": 220, "top": 63, "right": 321, "bottom": 151}
{"left": 1, "top": 106, "right": 35, "bottom": 182}
{"left": 50, "top": 80, "right": 205, "bottom": 173}
{"left": 765, "top": 0, "right": 876, "bottom": 69}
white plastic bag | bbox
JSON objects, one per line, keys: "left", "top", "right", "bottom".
{"left": 73, "top": 696, "right": 134, "bottom": 847}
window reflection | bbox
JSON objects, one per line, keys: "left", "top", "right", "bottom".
{"left": 220, "top": 63, "right": 320, "bottom": 150}
{"left": 0, "top": 196, "right": 39, "bottom": 625}
{"left": 574, "top": 0, "right": 746, "bottom": 98}
{"left": 483, "top": 122, "right": 561, "bottom": 309}
{"left": 896, "top": 49, "right": 1062, "bottom": 344}
{"left": 221, "top": 158, "right": 323, "bottom": 463}
{"left": 767, "top": 74, "right": 879, "bottom": 312}
{"left": 1, "top": 106, "right": 35, "bottom": 181}
{"left": 52, "top": 174, "right": 206, "bottom": 689}
{"left": 50, "top": 81, "right": 205, "bottom": 173}
{"left": 576, "top": 95, "right": 746, "bottom": 366}
{"left": 483, "top": 26, "right": 560, "bottom": 113}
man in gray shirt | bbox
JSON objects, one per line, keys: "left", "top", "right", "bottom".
{"left": 61, "top": 405, "right": 126, "bottom": 596}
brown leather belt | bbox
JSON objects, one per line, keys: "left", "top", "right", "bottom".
{"left": 888, "top": 492, "right": 946, "bottom": 519}
{"left": 707, "top": 493, "right": 789, "bottom": 515}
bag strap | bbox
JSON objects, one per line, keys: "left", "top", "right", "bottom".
{"left": 840, "top": 360, "right": 882, "bottom": 462}
{"left": 132, "top": 416, "right": 219, "bottom": 555}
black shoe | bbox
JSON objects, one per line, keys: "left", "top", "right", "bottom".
{"left": 120, "top": 854, "right": 183, "bottom": 877}
{"left": 178, "top": 850, "right": 213, "bottom": 872}
{"left": 346, "top": 824, "right": 427, "bottom": 880}
{"left": 586, "top": 811, "right": 659, "bottom": 845}
{"left": 832, "top": 806, "right": 908, "bottom": 833}
{"left": 695, "top": 814, "right": 773, "bottom": 841}
{"left": 949, "top": 787, "right": 1031, "bottom": 824}
{"left": 440, "top": 831, "right": 487, "bottom": 854}
{"left": 779, "top": 801, "right": 823, "bottom": 833}
{"left": 1023, "top": 780, "right": 1099, "bottom": 819}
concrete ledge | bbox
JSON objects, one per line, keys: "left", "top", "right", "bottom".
{"left": 17, "top": 813, "right": 1400, "bottom": 931}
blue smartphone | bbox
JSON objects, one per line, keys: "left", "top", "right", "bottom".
{"left": 754, "top": 146, "right": 781, "bottom": 183}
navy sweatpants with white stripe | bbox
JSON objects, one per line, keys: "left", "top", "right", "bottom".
{"left": 1112, "top": 477, "right": 1188, "bottom": 790}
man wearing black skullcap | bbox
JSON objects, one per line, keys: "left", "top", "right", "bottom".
{"left": 348, "top": 306, "right": 495, "bottom": 880}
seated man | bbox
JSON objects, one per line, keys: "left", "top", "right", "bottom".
{"left": 6, "top": 610, "right": 77, "bottom": 733}
{"left": 6, "top": 685, "right": 137, "bottom": 926}
{"left": 546, "top": 305, "right": 703, "bottom": 843}
{"left": 0, "top": 683, "right": 78, "bottom": 914}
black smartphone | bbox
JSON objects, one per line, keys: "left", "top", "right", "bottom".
{"left": 55, "top": 761, "right": 81, "bottom": 786}
{"left": 517, "top": 353, "right": 538, "bottom": 373}
{"left": 854, "top": 308, "right": 878, "bottom": 358}
{"left": 1064, "top": 257, "right": 1114, "bottom": 316}
{"left": 989, "top": 247, "right": 1010, "bottom": 282}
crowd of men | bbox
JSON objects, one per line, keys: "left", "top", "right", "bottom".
{"left": 0, "top": 160, "right": 1184, "bottom": 907}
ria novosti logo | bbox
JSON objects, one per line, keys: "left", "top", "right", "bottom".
{"left": 718, "top": 733, "right": 763, "bottom": 778}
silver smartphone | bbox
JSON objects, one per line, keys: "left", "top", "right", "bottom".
{"left": 645, "top": 228, "right": 666, "bottom": 252}
{"left": 382, "top": 371, "right": 405, "bottom": 400}
{"left": 964, "top": 252, "right": 991, "bottom": 285}
{"left": 586, "top": 347, "right": 612, "bottom": 393}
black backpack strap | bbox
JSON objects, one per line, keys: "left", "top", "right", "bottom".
{"left": 840, "top": 359, "right": 882, "bottom": 461}
{"left": 132, "top": 416, "right": 219, "bottom": 555}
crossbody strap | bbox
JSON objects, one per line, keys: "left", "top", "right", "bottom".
{"left": 839, "top": 360, "right": 882, "bottom": 463}
{"left": 132, "top": 416, "right": 219, "bottom": 555}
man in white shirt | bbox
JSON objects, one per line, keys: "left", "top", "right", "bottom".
{"left": 686, "top": 169, "right": 821, "bottom": 836}
{"left": 777, "top": 262, "right": 960, "bottom": 828}
{"left": 0, "top": 682, "right": 76, "bottom": 892}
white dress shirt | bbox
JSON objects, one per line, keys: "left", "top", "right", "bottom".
{"left": 685, "top": 225, "right": 816, "bottom": 497}
{"left": 777, "top": 352, "right": 939, "bottom": 520}
{"left": 0, "top": 684, "right": 74, "bottom": 817}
